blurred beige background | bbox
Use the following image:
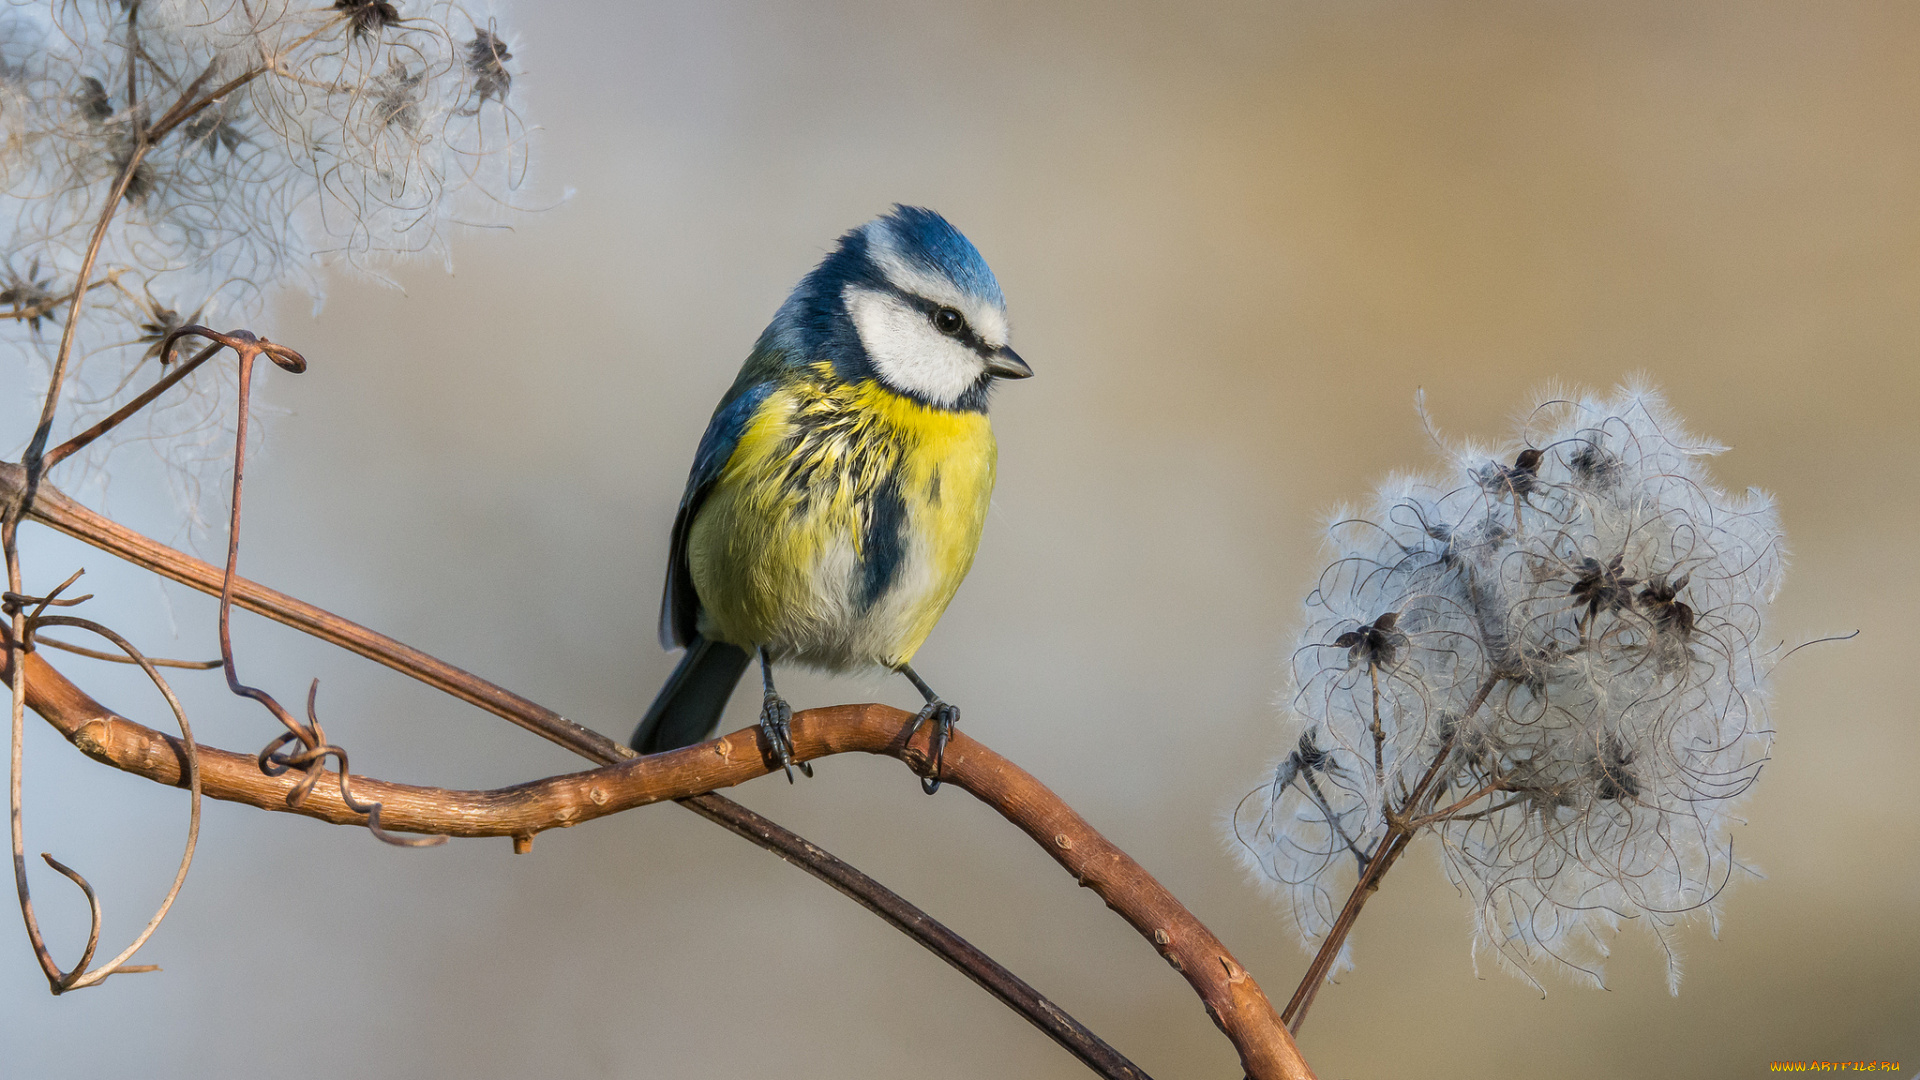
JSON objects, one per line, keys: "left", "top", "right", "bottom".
{"left": 4, "top": 0, "right": 1917, "bottom": 1076}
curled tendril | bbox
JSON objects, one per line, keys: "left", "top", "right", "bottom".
{"left": 166, "top": 324, "right": 443, "bottom": 848}
{"left": 157, "top": 322, "right": 308, "bottom": 375}
{"left": 255, "top": 680, "right": 445, "bottom": 847}
{"left": 4, "top": 587, "right": 201, "bottom": 993}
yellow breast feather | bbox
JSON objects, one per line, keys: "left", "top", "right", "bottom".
{"left": 687, "top": 371, "right": 995, "bottom": 670}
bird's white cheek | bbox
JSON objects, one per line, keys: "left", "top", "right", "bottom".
{"left": 846, "top": 289, "right": 982, "bottom": 406}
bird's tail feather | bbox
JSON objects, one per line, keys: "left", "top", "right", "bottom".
{"left": 631, "top": 636, "right": 752, "bottom": 754}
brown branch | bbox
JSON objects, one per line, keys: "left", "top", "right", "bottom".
{"left": 5, "top": 462, "right": 1135, "bottom": 1054}
{"left": 2, "top": 624, "right": 1313, "bottom": 1080}
{"left": 668, "top": 792, "right": 1158, "bottom": 1080}
{"left": 0, "top": 627, "right": 1168, "bottom": 1079}
{"left": 0, "top": 49, "right": 1307, "bottom": 1070}
{"left": 2, "top": 459, "right": 622, "bottom": 758}
{"left": 2, "top": 646, "right": 1158, "bottom": 1080}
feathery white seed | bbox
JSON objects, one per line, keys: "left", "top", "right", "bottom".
{"left": 1231, "top": 384, "right": 1786, "bottom": 994}
{"left": 2, "top": 0, "right": 533, "bottom": 511}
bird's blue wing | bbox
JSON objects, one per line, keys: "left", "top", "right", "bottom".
{"left": 659, "top": 379, "right": 775, "bottom": 649}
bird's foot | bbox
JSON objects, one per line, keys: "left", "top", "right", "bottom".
{"left": 909, "top": 701, "right": 959, "bottom": 795}
{"left": 760, "top": 693, "right": 812, "bottom": 783}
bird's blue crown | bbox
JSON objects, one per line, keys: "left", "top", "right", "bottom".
{"left": 800, "top": 205, "right": 1002, "bottom": 310}
{"left": 756, "top": 206, "right": 1011, "bottom": 410}
{"left": 867, "top": 204, "right": 1005, "bottom": 309}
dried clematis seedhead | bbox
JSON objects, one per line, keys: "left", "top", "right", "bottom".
{"left": 464, "top": 28, "right": 512, "bottom": 108}
{"left": 371, "top": 59, "right": 426, "bottom": 132}
{"left": 72, "top": 76, "right": 112, "bottom": 122}
{"left": 1568, "top": 553, "right": 1638, "bottom": 632}
{"left": 181, "top": 97, "right": 247, "bottom": 160}
{"left": 1333, "top": 612, "right": 1407, "bottom": 670}
{"left": 335, "top": 0, "right": 404, "bottom": 40}
{"left": 2, "top": 0, "right": 539, "bottom": 508}
{"left": 1478, "top": 446, "right": 1544, "bottom": 500}
{"left": 1233, "top": 383, "right": 1787, "bottom": 994}
{"left": 1, "top": 256, "right": 56, "bottom": 336}
{"left": 1592, "top": 735, "right": 1640, "bottom": 802}
{"left": 134, "top": 291, "right": 205, "bottom": 366}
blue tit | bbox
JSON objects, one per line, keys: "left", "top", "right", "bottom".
{"left": 629, "top": 205, "right": 1031, "bottom": 791}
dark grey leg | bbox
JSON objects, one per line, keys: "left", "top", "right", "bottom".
{"left": 759, "top": 647, "right": 811, "bottom": 782}
{"left": 899, "top": 664, "right": 958, "bottom": 795}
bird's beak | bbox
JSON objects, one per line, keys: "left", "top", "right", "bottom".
{"left": 986, "top": 345, "right": 1033, "bottom": 380}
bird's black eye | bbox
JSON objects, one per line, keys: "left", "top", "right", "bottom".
{"left": 932, "top": 307, "right": 965, "bottom": 336}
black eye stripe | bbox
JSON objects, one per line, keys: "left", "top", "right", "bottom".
{"left": 895, "top": 290, "right": 994, "bottom": 355}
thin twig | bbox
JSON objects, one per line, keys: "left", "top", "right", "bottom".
{"left": 8, "top": 45, "right": 267, "bottom": 519}
{"left": 24, "top": 614, "right": 201, "bottom": 991}
{"left": 1405, "top": 779, "right": 1509, "bottom": 830}
{"left": 674, "top": 793, "right": 1155, "bottom": 1080}
{"left": 145, "top": 63, "right": 265, "bottom": 144}
{"left": 1, "top": 461, "right": 630, "bottom": 757}
{"left": 5, "top": 534, "right": 59, "bottom": 985}
{"left": 3, "top": 588, "right": 202, "bottom": 991}
{"left": 1280, "top": 675, "right": 1501, "bottom": 1033}
{"left": 40, "top": 340, "right": 224, "bottom": 471}
{"left": 154, "top": 325, "right": 438, "bottom": 849}
{"left": 124, "top": 2, "right": 140, "bottom": 131}
{"left": 1369, "top": 663, "right": 1384, "bottom": 786}
{"left": 31, "top": 635, "right": 222, "bottom": 670}
{"left": 15, "top": 133, "right": 149, "bottom": 506}
{"left": 1443, "top": 793, "right": 1526, "bottom": 824}
{"left": 0, "top": 274, "right": 125, "bottom": 327}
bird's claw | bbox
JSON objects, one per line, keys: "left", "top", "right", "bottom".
{"left": 760, "top": 693, "right": 812, "bottom": 782}
{"left": 911, "top": 701, "right": 959, "bottom": 795}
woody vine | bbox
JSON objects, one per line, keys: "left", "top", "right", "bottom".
{"left": 2, "top": 2, "right": 1794, "bottom": 1078}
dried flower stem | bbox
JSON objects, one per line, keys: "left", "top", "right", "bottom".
{"left": 1405, "top": 779, "right": 1509, "bottom": 830}
{"left": 145, "top": 64, "right": 269, "bottom": 144}
{"left": 29, "top": 635, "right": 221, "bottom": 669}
{"left": 1369, "top": 664, "right": 1384, "bottom": 784}
{"left": 39, "top": 341, "right": 226, "bottom": 471}
{"left": 0, "top": 274, "right": 124, "bottom": 324}
{"left": 19, "top": 143, "right": 149, "bottom": 484}
{"left": 1281, "top": 675, "right": 1499, "bottom": 1033}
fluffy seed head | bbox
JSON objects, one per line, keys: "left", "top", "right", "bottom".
{"left": 3, "top": 0, "right": 535, "bottom": 507}
{"left": 1232, "top": 384, "right": 1786, "bottom": 992}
